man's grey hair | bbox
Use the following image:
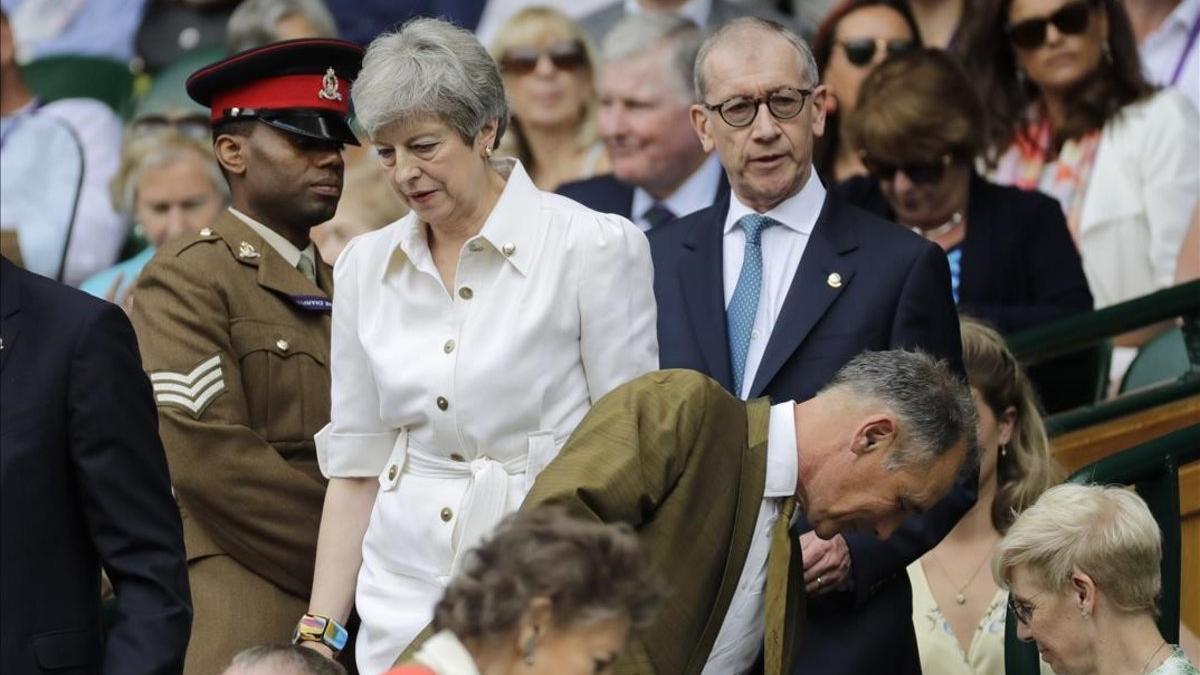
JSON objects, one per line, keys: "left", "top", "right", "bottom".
{"left": 224, "top": 644, "right": 346, "bottom": 675}
{"left": 822, "top": 349, "right": 977, "bottom": 473}
{"left": 352, "top": 17, "right": 509, "bottom": 147}
{"left": 602, "top": 12, "right": 703, "bottom": 101}
{"left": 226, "top": 0, "right": 338, "bottom": 54}
{"left": 693, "top": 16, "right": 819, "bottom": 101}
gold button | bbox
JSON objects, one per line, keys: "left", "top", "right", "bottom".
{"left": 440, "top": 507, "right": 453, "bottom": 522}
{"left": 276, "top": 339, "right": 289, "bottom": 352}
{"left": 449, "top": 453, "right": 465, "bottom": 462}
{"left": 387, "top": 464, "right": 397, "bottom": 481}
{"left": 458, "top": 287, "right": 473, "bottom": 300}
{"left": 501, "top": 242, "right": 516, "bottom": 256}
{"left": 436, "top": 396, "right": 449, "bottom": 411}
{"left": 443, "top": 339, "right": 456, "bottom": 354}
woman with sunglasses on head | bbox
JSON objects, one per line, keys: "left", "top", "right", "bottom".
{"left": 995, "top": 483, "right": 1199, "bottom": 674}
{"left": 903, "top": 317, "right": 1059, "bottom": 675}
{"left": 489, "top": 7, "right": 609, "bottom": 192}
{"left": 840, "top": 48, "right": 1093, "bottom": 333}
{"left": 978, "top": 0, "right": 1198, "bottom": 317}
{"left": 811, "top": 0, "right": 920, "bottom": 182}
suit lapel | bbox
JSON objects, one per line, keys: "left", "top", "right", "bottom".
{"left": 0, "top": 258, "right": 21, "bottom": 374}
{"left": 749, "top": 196, "right": 858, "bottom": 398}
{"left": 679, "top": 198, "right": 734, "bottom": 390}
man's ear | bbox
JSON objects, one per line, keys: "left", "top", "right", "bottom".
{"left": 850, "top": 414, "right": 897, "bottom": 456}
{"left": 809, "top": 84, "right": 829, "bottom": 138}
{"left": 214, "top": 132, "right": 249, "bottom": 177}
{"left": 690, "top": 103, "right": 715, "bottom": 153}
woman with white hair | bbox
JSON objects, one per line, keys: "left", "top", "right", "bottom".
{"left": 296, "top": 17, "right": 658, "bottom": 673}
{"left": 994, "top": 483, "right": 1199, "bottom": 674}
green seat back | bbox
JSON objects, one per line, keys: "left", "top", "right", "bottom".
{"left": 132, "top": 47, "right": 224, "bottom": 118}
{"left": 21, "top": 55, "right": 135, "bottom": 119}
{"left": 1121, "top": 327, "right": 1189, "bottom": 394}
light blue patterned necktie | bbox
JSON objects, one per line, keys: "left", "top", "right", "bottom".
{"left": 728, "top": 213, "right": 777, "bottom": 397}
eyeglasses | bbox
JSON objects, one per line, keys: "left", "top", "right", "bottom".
{"left": 1008, "top": 589, "right": 1047, "bottom": 625}
{"left": 500, "top": 40, "right": 588, "bottom": 75}
{"left": 861, "top": 153, "right": 953, "bottom": 184}
{"left": 837, "top": 37, "right": 915, "bottom": 67}
{"left": 1007, "top": 0, "right": 1096, "bottom": 50}
{"left": 703, "top": 87, "right": 813, "bottom": 128}
{"left": 130, "top": 113, "right": 211, "bottom": 140}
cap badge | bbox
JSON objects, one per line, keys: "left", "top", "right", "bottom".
{"left": 318, "top": 67, "right": 342, "bottom": 102}
{"left": 238, "top": 241, "right": 261, "bottom": 259}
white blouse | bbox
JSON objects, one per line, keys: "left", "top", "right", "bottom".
{"left": 318, "top": 159, "right": 658, "bottom": 575}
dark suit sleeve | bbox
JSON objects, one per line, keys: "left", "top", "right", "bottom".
{"left": 958, "top": 196, "right": 1093, "bottom": 332}
{"left": 844, "top": 242, "right": 978, "bottom": 604}
{"left": 68, "top": 303, "right": 192, "bottom": 675}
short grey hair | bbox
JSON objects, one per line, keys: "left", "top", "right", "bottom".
{"left": 822, "top": 349, "right": 976, "bottom": 473}
{"left": 993, "top": 484, "right": 1162, "bottom": 616}
{"left": 226, "top": 0, "right": 338, "bottom": 53}
{"left": 352, "top": 17, "right": 509, "bottom": 147}
{"left": 602, "top": 12, "right": 703, "bottom": 100}
{"left": 694, "top": 17, "right": 819, "bottom": 101}
{"left": 223, "top": 644, "right": 346, "bottom": 675}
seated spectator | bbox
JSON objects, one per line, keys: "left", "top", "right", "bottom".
{"left": 490, "top": 7, "right": 608, "bottom": 191}
{"left": 387, "top": 507, "right": 662, "bottom": 675}
{"left": 994, "top": 483, "right": 1200, "bottom": 674}
{"left": 1123, "top": 0, "right": 1200, "bottom": 109}
{"left": 226, "top": 0, "right": 338, "bottom": 53}
{"left": 81, "top": 128, "right": 228, "bottom": 308}
{"left": 0, "top": 9, "right": 125, "bottom": 286}
{"left": 557, "top": 12, "right": 721, "bottom": 230}
{"left": 811, "top": 0, "right": 920, "bottom": 182}
{"left": 908, "top": 317, "right": 1058, "bottom": 674}
{"left": 224, "top": 644, "right": 346, "bottom": 675}
{"left": 841, "top": 48, "right": 1093, "bottom": 333}
{"left": 578, "top": 0, "right": 804, "bottom": 50}
{"left": 980, "top": 0, "right": 1199, "bottom": 314}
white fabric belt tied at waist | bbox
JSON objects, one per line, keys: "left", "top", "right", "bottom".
{"left": 404, "top": 439, "right": 528, "bottom": 576}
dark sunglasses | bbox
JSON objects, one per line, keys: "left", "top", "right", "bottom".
{"left": 1007, "top": 0, "right": 1096, "bottom": 50}
{"left": 861, "top": 153, "right": 953, "bottom": 184}
{"left": 703, "top": 87, "right": 813, "bottom": 128}
{"left": 838, "top": 37, "right": 915, "bottom": 67}
{"left": 130, "top": 113, "right": 212, "bottom": 140}
{"left": 500, "top": 40, "right": 588, "bottom": 75}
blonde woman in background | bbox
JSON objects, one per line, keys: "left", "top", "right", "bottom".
{"left": 908, "top": 317, "right": 1059, "bottom": 674}
{"left": 490, "top": 7, "right": 609, "bottom": 191}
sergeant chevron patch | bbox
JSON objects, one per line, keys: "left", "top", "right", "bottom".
{"left": 151, "top": 355, "right": 226, "bottom": 418}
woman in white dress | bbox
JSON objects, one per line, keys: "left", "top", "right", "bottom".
{"left": 295, "top": 18, "right": 658, "bottom": 673}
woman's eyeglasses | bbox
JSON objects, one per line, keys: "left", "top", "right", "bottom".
{"left": 861, "top": 153, "right": 953, "bottom": 184}
{"left": 1008, "top": 589, "right": 1046, "bottom": 625}
{"left": 837, "top": 37, "right": 915, "bottom": 67}
{"left": 1007, "top": 0, "right": 1096, "bottom": 50}
{"left": 500, "top": 40, "right": 588, "bottom": 75}
{"left": 703, "top": 87, "right": 813, "bottom": 128}
{"left": 130, "top": 113, "right": 211, "bottom": 140}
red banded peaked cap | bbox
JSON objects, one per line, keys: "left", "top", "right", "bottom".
{"left": 186, "top": 38, "right": 364, "bottom": 144}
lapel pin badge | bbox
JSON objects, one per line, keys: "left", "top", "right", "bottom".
{"left": 238, "top": 241, "right": 261, "bottom": 259}
{"left": 826, "top": 272, "right": 843, "bottom": 289}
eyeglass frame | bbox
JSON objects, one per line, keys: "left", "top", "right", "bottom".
{"left": 837, "top": 37, "right": 916, "bottom": 67}
{"left": 860, "top": 152, "right": 956, "bottom": 185}
{"left": 701, "top": 86, "right": 815, "bottom": 128}
{"left": 1008, "top": 588, "right": 1048, "bottom": 626}
{"left": 1005, "top": 0, "right": 1098, "bottom": 50}
{"left": 129, "top": 112, "right": 212, "bottom": 140}
{"left": 499, "top": 39, "right": 589, "bottom": 76}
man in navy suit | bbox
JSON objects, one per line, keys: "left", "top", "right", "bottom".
{"left": 558, "top": 13, "right": 725, "bottom": 231}
{"left": 649, "top": 18, "right": 973, "bottom": 675}
{"left": 0, "top": 256, "right": 192, "bottom": 674}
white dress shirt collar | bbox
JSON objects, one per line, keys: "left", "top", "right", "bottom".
{"left": 724, "top": 169, "right": 826, "bottom": 237}
{"left": 227, "top": 207, "right": 315, "bottom": 269}
{"left": 623, "top": 0, "right": 712, "bottom": 28}
{"left": 388, "top": 158, "right": 538, "bottom": 280}
{"left": 631, "top": 153, "right": 724, "bottom": 231}
{"left": 766, "top": 400, "right": 799, "bottom": 498}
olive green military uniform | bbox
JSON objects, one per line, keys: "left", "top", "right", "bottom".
{"left": 131, "top": 210, "right": 333, "bottom": 675}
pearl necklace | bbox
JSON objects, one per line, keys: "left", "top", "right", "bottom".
{"left": 912, "top": 211, "right": 965, "bottom": 240}
{"left": 929, "top": 548, "right": 990, "bottom": 605}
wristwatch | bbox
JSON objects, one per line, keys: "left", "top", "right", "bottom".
{"left": 292, "top": 613, "right": 348, "bottom": 654}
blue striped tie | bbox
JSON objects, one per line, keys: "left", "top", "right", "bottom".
{"left": 727, "top": 214, "right": 777, "bottom": 396}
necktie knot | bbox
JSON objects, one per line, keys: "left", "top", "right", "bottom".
{"left": 642, "top": 203, "right": 676, "bottom": 229}
{"left": 738, "top": 214, "right": 777, "bottom": 245}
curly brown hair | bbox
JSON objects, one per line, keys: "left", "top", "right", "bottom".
{"left": 432, "top": 506, "right": 663, "bottom": 641}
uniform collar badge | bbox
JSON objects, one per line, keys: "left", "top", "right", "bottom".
{"left": 238, "top": 241, "right": 261, "bottom": 259}
{"left": 318, "top": 67, "right": 342, "bottom": 102}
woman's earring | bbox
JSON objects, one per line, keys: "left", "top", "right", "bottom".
{"left": 1102, "top": 40, "right": 1113, "bottom": 64}
{"left": 1000, "top": 444, "right": 1008, "bottom": 458}
{"left": 484, "top": 145, "right": 494, "bottom": 159}
{"left": 522, "top": 636, "right": 536, "bottom": 666}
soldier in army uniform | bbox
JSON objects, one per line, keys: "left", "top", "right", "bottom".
{"left": 130, "top": 38, "right": 363, "bottom": 674}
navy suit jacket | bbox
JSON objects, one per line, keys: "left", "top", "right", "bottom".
{"left": 0, "top": 257, "right": 192, "bottom": 674}
{"left": 648, "top": 190, "right": 975, "bottom": 675}
{"left": 557, "top": 171, "right": 730, "bottom": 223}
